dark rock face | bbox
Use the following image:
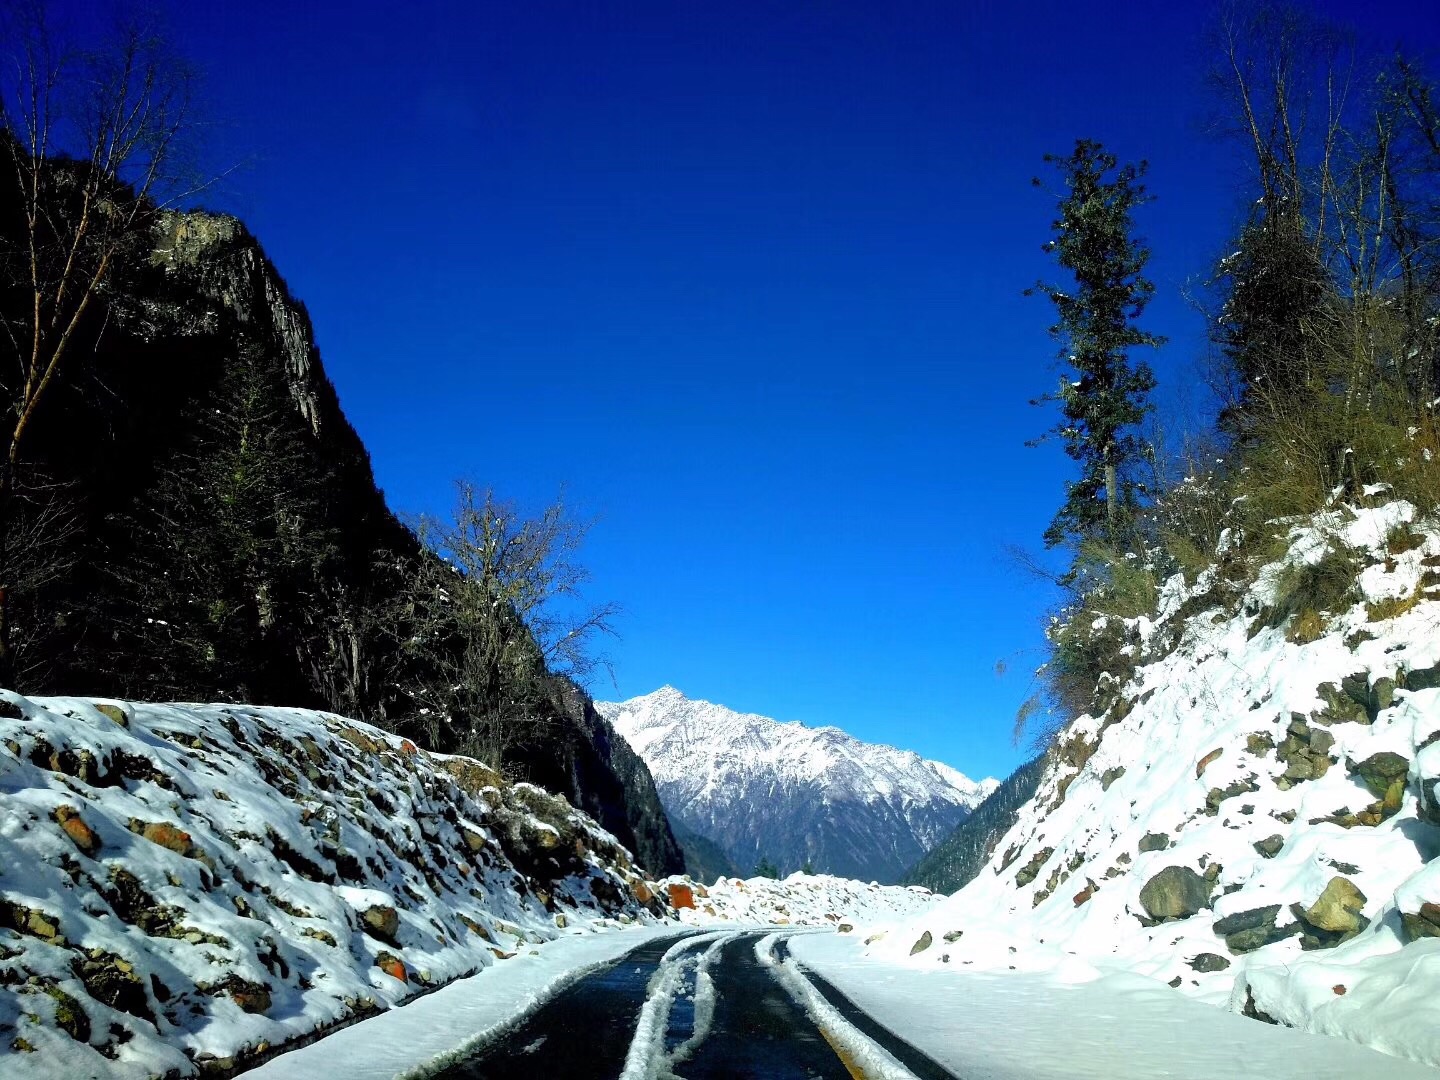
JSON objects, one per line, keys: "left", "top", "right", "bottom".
{"left": 904, "top": 756, "right": 1046, "bottom": 893}
{"left": 0, "top": 197, "right": 683, "bottom": 877}
{"left": 1214, "top": 905, "right": 1293, "bottom": 953}
{"left": 1139, "top": 866, "right": 1211, "bottom": 920}
{"left": 527, "top": 683, "right": 683, "bottom": 877}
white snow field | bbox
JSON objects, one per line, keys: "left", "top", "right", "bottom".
{"left": 790, "top": 932, "right": 1440, "bottom": 1079}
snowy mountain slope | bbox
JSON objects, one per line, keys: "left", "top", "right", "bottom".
{"left": 867, "top": 500, "right": 1440, "bottom": 1069}
{"left": 597, "top": 687, "right": 997, "bottom": 882}
{"left": 0, "top": 693, "right": 669, "bottom": 1078}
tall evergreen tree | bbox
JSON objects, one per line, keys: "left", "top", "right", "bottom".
{"left": 1030, "top": 140, "right": 1164, "bottom": 552}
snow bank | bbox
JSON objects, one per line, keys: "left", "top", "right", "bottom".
{"left": 870, "top": 502, "right": 1440, "bottom": 1068}
{"left": 0, "top": 694, "right": 669, "bottom": 1076}
{"left": 660, "top": 871, "right": 940, "bottom": 929}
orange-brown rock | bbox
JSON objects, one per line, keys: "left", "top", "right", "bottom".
{"left": 140, "top": 821, "right": 193, "bottom": 858}
{"left": 54, "top": 806, "right": 101, "bottom": 857}
{"left": 376, "top": 952, "right": 408, "bottom": 982}
{"left": 667, "top": 883, "right": 696, "bottom": 910}
{"left": 1196, "top": 748, "right": 1223, "bottom": 778}
{"left": 632, "top": 881, "right": 654, "bottom": 905}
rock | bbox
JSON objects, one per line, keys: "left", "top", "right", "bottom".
{"left": 94, "top": 703, "right": 129, "bottom": 727}
{"left": 1101, "top": 766, "right": 1126, "bottom": 790}
{"left": 1245, "top": 732, "right": 1275, "bottom": 756}
{"left": 1073, "top": 880, "right": 1096, "bottom": 907}
{"left": 1167, "top": 976, "right": 1183, "bottom": 988}
{"left": 837, "top": 923, "right": 853, "bottom": 933}
{"left": 140, "top": 821, "right": 194, "bottom": 858}
{"left": 1372, "top": 677, "right": 1397, "bottom": 713}
{"left": 1406, "top": 663, "right": 1440, "bottom": 693}
{"left": 361, "top": 904, "right": 400, "bottom": 942}
{"left": 1305, "top": 877, "right": 1367, "bottom": 934}
{"left": 632, "top": 881, "right": 654, "bottom": 905}
{"left": 667, "top": 882, "right": 696, "bottom": 910}
{"left": 228, "top": 980, "right": 272, "bottom": 1014}
{"left": 53, "top": 806, "right": 101, "bottom": 857}
{"left": 1188, "top": 952, "right": 1231, "bottom": 972}
{"left": 1196, "top": 748, "right": 1223, "bottom": 777}
{"left": 1206, "top": 776, "right": 1259, "bottom": 813}
{"left": 1138, "top": 832, "right": 1169, "bottom": 853}
{"left": 461, "top": 828, "right": 486, "bottom": 853}
{"left": 74, "top": 952, "right": 151, "bottom": 1021}
{"left": 376, "top": 952, "right": 408, "bottom": 983}
{"left": 1014, "top": 847, "right": 1053, "bottom": 888}
{"left": 44, "top": 985, "right": 90, "bottom": 1042}
{"left": 943, "top": 930, "right": 963, "bottom": 943}
{"left": 0, "top": 699, "right": 24, "bottom": 720}
{"left": 1401, "top": 906, "right": 1440, "bottom": 942}
{"left": 554, "top": 913, "right": 568, "bottom": 929}
{"left": 909, "top": 930, "right": 933, "bottom": 955}
{"left": 8, "top": 904, "right": 62, "bottom": 941}
{"left": 1352, "top": 751, "right": 1410, "bottom": 798}
{"left": 1308, "top": 729, "right": 1335, "bottom": 757}
{"left": 1253, "top": 834, "right": 1284, "bottom": 858}
{"left": 1313, "top": 681, "right": 1371, "bottom": 725}
{"left": 1214, "top": 905, "right": 1280, "bottom": 937}
{"left": 1139, "top": 866, "right": 1211, "bottom": 920}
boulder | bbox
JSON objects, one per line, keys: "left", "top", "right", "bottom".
{"left": 1214, "top": 905, "right": 1289, "bottom": 954}
{"left": 1401, "top": 902, "right": 1440, "bottom": 942}
{"left": 1352, "top": 752, "right": 1410, "bottom": 798}
{"left": 667, "top": 882, "right": 696, "bottom": 910}
{"left": 1253, "top": 835, "right": 1284, "bottom": 858}
{"left": 1139, "top": 866, "right": 1211, "bottom": 920}
{"left": 361, "top": 904, "right": 400, "bottom": 942}
{"left": 376, "top": 952, "right": 408, "bottom": 983}
{"left": 1138, "top": 832, "right": 1169, "bottom": 853}
{"left": 54, "top": 806, "right": 101, "bottom": 857}
{"left": 1305, "top": 877, "right": 1367, "bottom": 934}
{"left": 1196, "top": 748, "right": 1223, "bottom": 777}
{"left": 94, "top": 703, "right": 130, "bottom": 727}
{"left": 139, "top": 820, "right": 194, "bottom": 858}
{"left": 909, "top": 930, "right": 933, "bottom": 955}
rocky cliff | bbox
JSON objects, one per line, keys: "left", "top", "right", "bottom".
{"left": 0, "top": 193, "right": 684, "bottom": 879}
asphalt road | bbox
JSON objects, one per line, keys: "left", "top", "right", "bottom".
{"left": 438, "top": 930, "right": 956, "bottom": 1080}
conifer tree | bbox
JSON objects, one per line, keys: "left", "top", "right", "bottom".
{"left": 1030, "top": 140, "right": 1164, "bottom": 553}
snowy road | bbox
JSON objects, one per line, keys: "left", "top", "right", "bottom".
{"left": 439, "top": 929, "right": 953, "bottom": 1079}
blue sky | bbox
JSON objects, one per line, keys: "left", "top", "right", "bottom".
{"left": 126, "top": 0, "right": 1437, "bottom": 781}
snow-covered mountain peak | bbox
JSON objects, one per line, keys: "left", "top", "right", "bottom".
{"left": 597, "top": 688, "right": 996, "bottom": 883}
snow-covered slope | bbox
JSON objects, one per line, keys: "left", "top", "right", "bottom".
{"left": 0, "top": 693, "right": 668, "bottom": 1077}
{"left": 868, "top": 501, "right": 1440, "bottom": 1069}
{"left": 597, "top": 687, "right": 996, "bottom": 882}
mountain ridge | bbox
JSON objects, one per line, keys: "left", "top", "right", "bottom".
{"left": 598, "top": 686, "right": 996, "bottom": 883}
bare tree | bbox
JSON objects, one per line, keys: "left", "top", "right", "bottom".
{"left": 401, "top": 481, "right": 619, "bottom": 764}
{"left": 0, "top": 2, "right": 196, "bottom": 680}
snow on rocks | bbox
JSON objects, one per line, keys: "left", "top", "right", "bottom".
{"left": 868, "top": 501, "right": 1440, "bottom": 1069}
{"left": 664, "top": 871, "right": 940, "bottom": 930}
{"left": 0, "top": 694, "right": 669, "bottom": 1077}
